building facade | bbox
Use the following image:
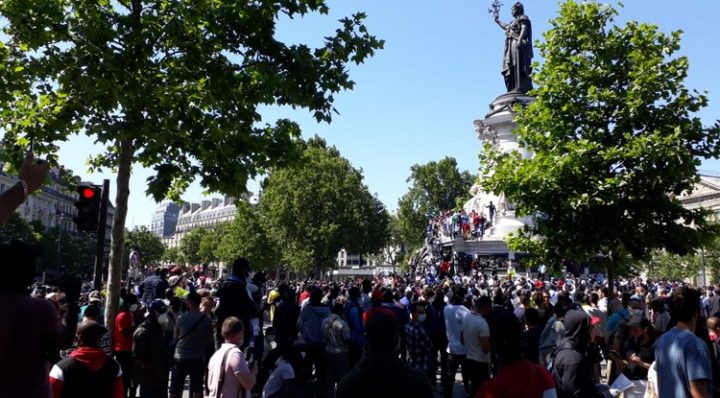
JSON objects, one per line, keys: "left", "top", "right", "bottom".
{"left": 164, "top": 196, "right": 240, "bottom": 248}
{"left": 150, "top": 202, "right": 181, "bottom": 238}
{"left": 1, "top": 167, "right": 79, "bottom": 233}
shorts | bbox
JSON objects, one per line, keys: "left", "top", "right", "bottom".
{"left": 169, "top": 358, "right": 204, "bottom": 394}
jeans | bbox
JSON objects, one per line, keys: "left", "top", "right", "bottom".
{"left": 325, "top": 351, "right": 350, "bottom": 398}
{"left": 169, "top": 358, "right": 204, "bottom": 395}
{"left": 464, "top": 359, "right": 490, "bottom": 397}
{"left": 443, "top": 353, "right": 468, "bottom": 398}
{"left": 114, "top": 351, "right": 134, "bottom": 398}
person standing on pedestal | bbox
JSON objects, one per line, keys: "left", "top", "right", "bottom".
{"left": 494, "top": 2, "right": 533, "bottom": 94}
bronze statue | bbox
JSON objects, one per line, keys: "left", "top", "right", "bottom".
{"left": 494, "top": 2, "right": 533, "bottom": 94}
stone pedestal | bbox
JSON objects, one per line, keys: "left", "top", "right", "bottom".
{"left": 449, "top": 93, "right": 534, "bottom": 256}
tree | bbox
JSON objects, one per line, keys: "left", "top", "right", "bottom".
{"left": 217, "top": 201, "right": 279, "bottom": 272}
{"left": 260, "top": 136, "right": 390, "bottom": 273}
{"left": 123, "top": 226, "right": 165, "bottom": 274}
{"left": 397, "top": 157, "right": 474, "bottom": 246}
{"left": 198, "top": 227, "right": 221, "bottom": 265}
{"left": 36, "top": 226, "right": 96, "bottom": 276}
{"left": 179, "top": 227, "right": 207, "bottom": 267}
{"left": 161, "top": 246, "right": 182, "bottom": 265}
{"left": 0, "top": 213, "right": 40, "bottom": 244}
{"left": 0, "top": 1, "right": 382, "bottom": 328}
{"left": 480, "top": 0, "right": 720, "bottom": 292}
{"left": 644, "top": 250, "right": 701, "bottom": 282}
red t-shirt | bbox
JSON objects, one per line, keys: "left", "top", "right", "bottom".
{"left": 299, "top": 291, "right": 310, "bottom": 305}
{"left": 113, "top": 310, "right": 134, "bottom": 352}
{"left": 475, "top": 359, "right": 555, "bottom": 398}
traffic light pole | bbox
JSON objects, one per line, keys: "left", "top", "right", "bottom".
{"left": 93, "top": 179, "right": 110, "bottom": 291}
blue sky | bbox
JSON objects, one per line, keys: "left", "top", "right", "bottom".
{"left": 56, "top": 0, "right": 720, "bottom": 228}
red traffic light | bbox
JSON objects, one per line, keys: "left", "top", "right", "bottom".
{"left": 81, "top": 187, "right": 96, "bottom": 199}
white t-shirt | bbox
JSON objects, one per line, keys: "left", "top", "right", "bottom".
{"left": 444, "top": 304, "right": 471, "bottom": 355}
{"left": 462, "top": 312, "right": 491, "bottom": 363}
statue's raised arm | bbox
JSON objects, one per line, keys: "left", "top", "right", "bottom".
{"left": 494, "top": 2, "right": 533, "bottom": 94}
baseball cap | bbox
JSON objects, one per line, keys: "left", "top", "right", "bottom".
{"left": 88, "top": 291, "right": 102, "bottom": 302}
{"left": 149, "top": 299, "right": 168, "bottom": 313}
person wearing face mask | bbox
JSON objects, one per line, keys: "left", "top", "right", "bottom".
{"left": 405, "top": 301, "right": 434, "bottom": 382}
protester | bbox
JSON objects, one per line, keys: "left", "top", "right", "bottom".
{"left": 133, "top": 299, "right": 171, "bottom": 398}
{"left": 655, "top": 286, "right": 713, "bottom": 398}
{"left": 552, "top": 309, "right": 603, "bottom": 398}
{"left": 49, "top": 321, "right": 124, "bottom": 398}
{"left": 297, "top": 287, "right": 331, "bottom": 390}
{"left": 214, "top": 258, "right": 260, "bottom": 350}
{"left": 169, "top": 291, "right": 212, "bottom": 398}
{"left": 114, "top": 294, "right": 138, "bottom": 398}
{"left": 322, "top": 301, "right": 351, "bottom": 397}
{"left": 462, "top": 296, "right": 492, "bottom": 396}
{"left": 444, "top": 286, "right": 471, "bottom": 398}
{"left": 475, "top": 313, "right": 556, "bottom": 398}
{"left": 404, "top": 301, "right": 435, "bottom": 382}
{"left": 336, "top": 312, "right": 433, "bottom": 398}
{"left": 139, "top": 268, "right": 169, "bottom": 307}
{"left": 207, "top": 317, "right": 257, "bottom": 398}
{"left": 0, "top": 240, "right": 80, "bottom": 398}
{"left": 616, "top": 315, "right": 655, "bottom": 398}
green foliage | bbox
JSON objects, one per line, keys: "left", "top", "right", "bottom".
{"left": 179, "top": 227, "right": 207, "bottom": 267}
{"left": 28, "top": 223, "right": 95, "bottom": 275}
{"left": 0, "top": 213, "right": 40, "bottom": 243}
{"left": 161, "top": 246, "right": 182, "bottom": 264}
{"left": 123, "top": 226, "right": 165, "bottom": 269}
{"left": 481, "top": 0, "right": 720, "bottom": 269}
{"left": 397, "top": 157, "right": 474, "bottom": 246}
{"left": 198, "top": 227, "right": 221, "bottom": 265}
{"left": 644, "top": 250, "right": 701, "bottom": 281}
{"left": 0, "top": 1, "right": 384, "bottom": 201}
{"left": 217, "top": 201, "right": 279, "bottom": 272}
{"left": 259, "top": 136, "right": 390, "bottom": 272}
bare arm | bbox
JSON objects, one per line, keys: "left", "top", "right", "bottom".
{"left": 234, "top": 366, "right": 258, "bottom": 391}
{"left": 0, "top": 184, "right": 25, "bottom": 224}
{"left": 690, "top": 380, "right": 711, "bottom": 398}
{"left": 480, "top": 336, "right": 491, "bottom": 353}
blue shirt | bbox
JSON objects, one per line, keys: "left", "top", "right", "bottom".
{"left": 655, "top": 327, "right": 712, "bottom": 398}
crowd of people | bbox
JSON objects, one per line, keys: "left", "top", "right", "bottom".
{"left": 428, "top": 203, "right": 497, "bottom": 241}
{"left": 3, "top": 233, "right": 720, "bottom": 398}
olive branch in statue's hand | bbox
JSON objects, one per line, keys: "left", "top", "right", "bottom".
{"left": 488, "top": 0, "right": 503, "bottom": 20}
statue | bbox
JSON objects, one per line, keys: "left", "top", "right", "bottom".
{"left": 493, "top": 2, "right": 533, "bottom": 94}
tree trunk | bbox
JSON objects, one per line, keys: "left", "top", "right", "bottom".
{"left": 104, "top": 139, "right": 134, "bottom": 331}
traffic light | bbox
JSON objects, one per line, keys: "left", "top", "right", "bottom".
{"left": 73, "top": 184, "right": 102, "bottom": 232}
